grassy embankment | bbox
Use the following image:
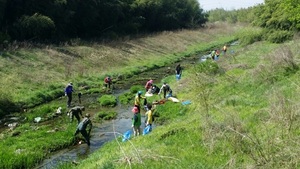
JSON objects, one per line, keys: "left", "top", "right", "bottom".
{"left": 0, "top": 23, "right": 239, "bottom": 169}
{"left": 67, "top": 35, "right": 300, "bottom": 168}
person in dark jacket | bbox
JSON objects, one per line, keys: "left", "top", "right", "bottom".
{"left": 65, "top": 82, "right": 74, "bottom": 108}
{"left": 74, "top": 113, "right": 93, "bottom": 146}
{"left": 68, "top": 106, "right": 85, "bottom": 124}
{"left": 158, "top": 82, "right": 172, "bottom": 98}
{"left": 175, "top": 64, "right": 182, "bottom": 81}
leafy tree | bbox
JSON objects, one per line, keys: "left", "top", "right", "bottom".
{"left": 14, "top": 13, "right": 55, "bottom": 40}
{"left": 282, "top": 0, "right": 300, "bottom": 30}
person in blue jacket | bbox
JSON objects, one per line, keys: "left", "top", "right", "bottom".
{"left": 65, "top": 82, "right": 74, "bottom": 108}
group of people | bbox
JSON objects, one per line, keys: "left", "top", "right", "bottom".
{"left": 64, "top": 63, "right": 183, "bottom": 143}
{"left": 208, "top": 44, "right": 228, "bottom": 61}
{"left": 132, "top": 91, "right": 155, "bottom": 136}
{"left": 131, "top": 63, "right": 181, "bottom": 137}
{"left": 64, "top": 83, "right": 92, "bottom": 146}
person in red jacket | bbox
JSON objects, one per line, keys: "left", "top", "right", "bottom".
{"left": 104, "top": 76, "right": 112, "bottom": 89}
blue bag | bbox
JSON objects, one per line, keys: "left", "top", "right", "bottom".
{"left": 143, "top": 125, "right": 152, "bottom": 135}
{"left": 122, "top": 130, "right": 132, "bottom": 142}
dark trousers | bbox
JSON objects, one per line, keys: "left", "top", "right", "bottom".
{"left": 67, "top": 93, "right": 72, "bottom": 107}
{"left": 72, "top": 114, "right": 80, "bottom": 124}
{"left": 75, "top": 129, "right": 90, "bottom": 146}
{"left": 105, "top": 82, "right": 111, "bottom": 89}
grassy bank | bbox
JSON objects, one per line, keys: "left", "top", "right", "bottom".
{"left": 68, "top": 39, "right": 300, "bottom": 168}
{"left": 0, "top": 23, "right": 243, "bottom": 169}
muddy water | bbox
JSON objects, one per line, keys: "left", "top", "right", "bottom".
{"left": 34, "top": 53, "right": 203, "bottom": 169}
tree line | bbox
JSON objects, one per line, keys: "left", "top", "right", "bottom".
{"left": 207, "top": 0, "right": 300, "bottom": 43}
{"left": 0, "top": 0, "right": 207, "bottom": 43}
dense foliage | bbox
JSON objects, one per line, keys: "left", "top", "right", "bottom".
{"left": 0, "top": 0, "right": 207, "bottom": 43}
{"left": 208, "top": 0, "right": 300, "bottom": 44}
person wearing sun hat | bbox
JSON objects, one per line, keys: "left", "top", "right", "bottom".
{"left": 134, "top": 91, "right": 146, "bottom": 113}
{"left": 131, "top": 107, "right": 141, "bottom": 136}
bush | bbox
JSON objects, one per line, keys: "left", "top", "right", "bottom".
{"left": 130, "top": 85, "right": 144, "bottom": 94}
{"left": 97, "top": 111, "right": 117, "bottom": 120}
{"left": 98, "top": 95, "right": 117, "bottom": 107}
{"left": 195, "top": 60, "right": 219, "bottom": 75}
{"left": 235, "top": 28, "right": 263, "bottom": 46}
{"left": 118, "top": 92, "right": 133, "bottom": 105}
{"left": 266, "top": 30, "right": 293, "bottom": 43}
{"left": 14, "top": 13, "right": 55, "bottom": 40}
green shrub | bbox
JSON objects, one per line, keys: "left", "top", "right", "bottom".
{"left": 98, "top": 95, "right": 117, "bottom": 107}
{"left": 130, "top": 85, "right": 144, "bottom": 94}
{"left": 118, "top": 92, "right": 133, "bottom": 105}
{"left": 195, "top": 60, "right": 219, "bottom": 75}
{"left": 97, "top": 111, "right": 117, "bottom": 120}
{"left": 15, "top": 13, "right": 55, "bottom": 40}
{"left": 235, "top": 28, "right": 263, "bottom": 46}
{"left": 266, "top": 30, "right": 293, "bottom": 43}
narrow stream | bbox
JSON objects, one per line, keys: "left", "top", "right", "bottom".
{"left": 34, "top": 53, "right": 202, "bottom": 169}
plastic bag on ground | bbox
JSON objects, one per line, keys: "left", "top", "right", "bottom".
{"left": 122, "top": 130, "right": 132, "bottom": 142}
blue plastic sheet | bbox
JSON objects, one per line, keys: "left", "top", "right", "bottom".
{"left": 182, "top": 100, "right": 191, "bottom": 105}
{"left": 122, "top": 130, "right": 132, "bottom": 142}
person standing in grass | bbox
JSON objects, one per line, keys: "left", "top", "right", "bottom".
{"left": 158, "top": 82, "right": 172, "bottom": 99}
{"left": 175, "top": 64, "right": 182, "bottom": 81}
{"left": 65, "top": 82, "right": 74, "bottom": 108}
{"left": 134, "top": 91, "right": 146, "bottom": 113}
{"left": 68, "top": 106, "right": 85, "bottom": 124}
{"left": 75, "top": 113, "right": 93, "bottom": 146}
{"left": 145, "top": 104, "right": 153, "bottom": 132}
{"left": 131, "top": 107, "right": 141, "bottom": 136}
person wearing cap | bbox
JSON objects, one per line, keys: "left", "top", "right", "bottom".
{"left": 74, "top": 113, "right": 93, "bottom": 146}
{"left": 104, "top": 76, "right": 112, "bottom": 89}
{"left": 145, "top": 79, "right": 153, "bottom": 92}
{"left": 134, "top": 91, "right": 146, "bottom": 113}
{"left": 131, "top": 107, "right": 141, "bottom": 136}
{"left": 68, "top": 106, "right": 85, "bottom": 124}
{"left": 158, "top": 82, "right": 172, "bottom": 98}
{"left": 65, "top": 82, "right": 74, "bottom": 108}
